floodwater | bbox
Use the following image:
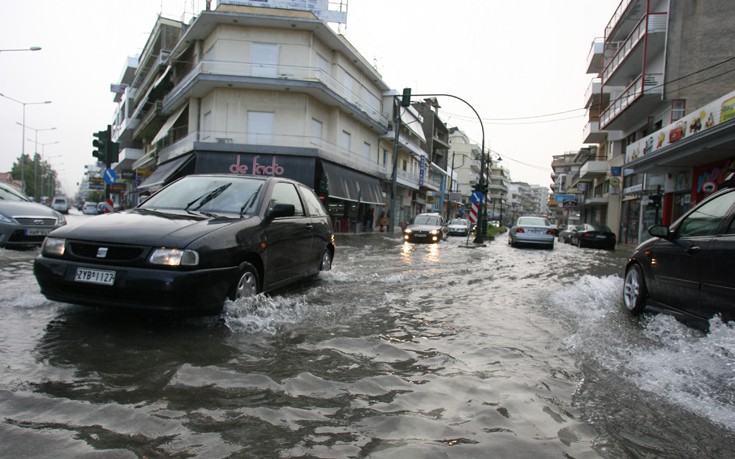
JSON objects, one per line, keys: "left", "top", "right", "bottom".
{"left": 1, "top": 231, "right": 734, "bottom": 458}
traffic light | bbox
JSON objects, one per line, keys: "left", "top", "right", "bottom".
{"left": 92, "top": 128, "right": 109, "bottom": 162}
{"left": 91, "top": 125, "right": 118, "bottom": 164}
{"left": 400, "top": 87, "right": 412, "bottom": 107}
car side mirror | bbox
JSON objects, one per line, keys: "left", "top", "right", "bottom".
{"left": 266, "top": 203, "right": 295, "bottom": 221}
{"left": 648, "top": 224, "right": 670, "bottom": 239}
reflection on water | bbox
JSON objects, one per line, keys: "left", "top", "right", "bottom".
{"left": 1, "top": 235, "right": 734, "bottom": 457}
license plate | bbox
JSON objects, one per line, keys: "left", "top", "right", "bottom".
{"left": 75, "top": 268, "right": 116, "bottom": 286}
{"left": 414, "top": 234, "right": 427, "bottom": 237}
{"left": 595, "top": 235, "right": 606, "bottom": 239}
{"left": 26, "top": 228, "right": 50, "bottom": 236}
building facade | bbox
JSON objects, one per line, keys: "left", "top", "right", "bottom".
{"left": 104, "top": 2, "right": 457, "bottom": 232}
{"left": 578, "top": 0, "right": 735, "bottom": 244}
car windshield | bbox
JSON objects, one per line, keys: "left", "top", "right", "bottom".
{"left": 449, "top": 219, "right": 468, "bottom": 225}
{"left": 518, "top": 217, "right": 549, "bottom": 227}
{"left": 414, "top": 215, "right": 441, "bottom": 226}
{"left": 141, "top": 177, "right": 263, "bottom": 215}
{"left": 0, "top": 185, "right": 31, "bottom": 202}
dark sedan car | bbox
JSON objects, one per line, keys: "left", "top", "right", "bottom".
{"left": 623, "top": 185, "right": 735, "bottom": 329}
{"left": 34, "top": 175, "right": 335, "bottom": 315}
{"left": 569, "top": 223, "right": 616, "bottom": 250}
{"left": 403, "top": 213, "right": 447, "bottom": 243}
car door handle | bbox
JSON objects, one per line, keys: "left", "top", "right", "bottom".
{"left": 686, "top": 245, "right": 700, "bottom": 254}
{"left": 305, "top": 224, "right": 314, "bottom": 230}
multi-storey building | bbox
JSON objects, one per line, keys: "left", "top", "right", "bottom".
{"left": 487, "top": 164, "right": 509, "bottom": 224}
{"left": 582, "top": 0, "right": 735, "bottom": 244}
{"left": 108, "top": 2, "right": 443, "bottom": 232}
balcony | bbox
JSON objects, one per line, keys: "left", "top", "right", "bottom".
{"left": 586, "top": 38, "right": 604, "bottom": 74}
{"left": 602, "top": 13, "right": 668, "bottom": 87}
{"left": 583, "top": 119, "right": 606, "bottom": 144}
{"left": 164, "top": 60, "right": 390, "bottom": 130}
{"left": 580, "top": 159, "right": 608, "bottom": 179}
{"left": 600, "top": 73, "right": 664, "bottom": 130}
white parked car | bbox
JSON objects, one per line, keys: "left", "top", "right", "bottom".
{"left": 51, "top": 196, "right": 69, "bottom": 214}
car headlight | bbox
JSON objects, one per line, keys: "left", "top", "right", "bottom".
{"left": 148, "top": 248, "right": 199, "bottom": 266}
{"left": 42, "top": 237, "right": 66, "bottom": 256}
{"left": 56, "top": 213, "right": 66, "bottom": 225}
{"left": 403, "top": 228, "right": 412, "bottom": 234}
{"left": 429, "top": 229, "right": 440, "bottom": 235}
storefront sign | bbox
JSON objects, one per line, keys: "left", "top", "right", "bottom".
{"left": 195, "top": 152, "right": 316, "bottom": 188}
{"left": 626, "top": 89, "right": 735, "bottom": 162}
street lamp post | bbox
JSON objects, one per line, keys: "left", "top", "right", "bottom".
{"left": 22, "top": 123, "right": 56, "bottom": 201}
{"left": 0, "top": 46, "right": 42, "bottom": 53}
{"left": 0, "top": 93, "right": 52, "bottom": 194}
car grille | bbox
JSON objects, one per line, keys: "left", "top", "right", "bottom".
{"left": 68, "top": 241, "right": 148, "bottom": 263}
{"left": 15, "top": 217, "right": 58, "bottom": 226}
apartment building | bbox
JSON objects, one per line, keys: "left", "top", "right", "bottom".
{"left": 581, "top": 0, "right": 735, "bottom": 244}
{"left": 108, "top": 1, "right": 445, "bottom": 232}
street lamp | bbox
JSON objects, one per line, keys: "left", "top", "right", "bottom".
{"left": 22, "top": 123, "right": 56, "bottom": 201}
{"left": 0, "top": 93, "right": 52, "bottom": 194}
{"left": 0, "top": 46, "right": 42, "bottom": 53}
{"left": 34, "top": 142, "right": 60, "bottom": 200}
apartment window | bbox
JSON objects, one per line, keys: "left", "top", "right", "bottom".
{"left": 362, "top": 142, "right": 371, "bottom": 161}
{"left": 252, "top": 43, "right": 279, "bottom": 77}
{"left": 247, "top": 111, "right": 274, "bottom": 144}
{"left": 402, "top": 159, "right": 408, "bottom": 172}
{"left": 671, "top": 100, "right": 686, "bottom": 122}
{"left": 340, "top": 130, "right": 351, "bottom": 153}
{"left": 311, "top": 118, "right": 323, "bottom": 146}
{"left": 382, "top": 148, "right": 389, "bottom": 167}
{"left": 202, "top": 111, "right": 212, "bottom": 140}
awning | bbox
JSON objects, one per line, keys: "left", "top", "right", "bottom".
{"left": 322, "top": 161, "right": 384, "bottom": 205}
{"left": 152, "top": 103, "right": 188, "bottom": 144}
{"left": 138, "top": 153, "right": 194, "bottom": 191}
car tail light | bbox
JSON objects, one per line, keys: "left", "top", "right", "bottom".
{"left": 515, "top": 228, "right": 525, "bottom": 233}
{"left": 582, "top": 232, "right": 593, "bottom": 239}
{"left": 545, "top": 229, "right": 555, "bottom": 235}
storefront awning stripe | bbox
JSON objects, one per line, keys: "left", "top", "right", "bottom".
{"left": 322, "top": 161, "right": 384, "bottom": 205}
{"left": 138, "top": 153, "right": 194, "bottom": 191}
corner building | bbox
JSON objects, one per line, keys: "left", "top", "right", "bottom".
{"left": 110, "top": 2, "right": 439, "bottom": 232}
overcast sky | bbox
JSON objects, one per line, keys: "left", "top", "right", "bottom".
{"left": 1, "top": 0, "right": 621, "bottom": 197}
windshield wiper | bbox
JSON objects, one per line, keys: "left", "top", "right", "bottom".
{"left": 185, "top": 183, "right": 231, "bottom": 211}
{"left": 239, "top": 185, "right": 262, "bottom": 217}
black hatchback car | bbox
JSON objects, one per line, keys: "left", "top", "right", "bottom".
{"left": 623, "top": 185, "right": 735, "bottom": 329}
{"left": 402, "top": 213, "right": 447, "bottom": 243}
{"left": 34, "top": 175, "right": 335, "bottom": 315}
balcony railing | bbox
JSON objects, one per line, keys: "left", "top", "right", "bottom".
{"left": 605, "top": 0, "right": 635, "bottom": 39}
{"left": 600, "top": 73, "right": 663, "bottom": 128}
{"left": 602, "top": 13, "right": 667, "bottom": 83}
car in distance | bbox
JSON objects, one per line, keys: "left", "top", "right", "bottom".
{"left": 403, "top": 212, "right": 447, "bottom": 243}
{"left": 447, "top": 218, "right": 471, "bottom": 236}
{"left": 34, "top": 175, "right": 335, "bottom": 316}
{"left": 623, "top": 184, "right": 735, "bottom": 329}
{"left": 558, "top": 225, "right": 575, "bottom": 243}
{"left": 51, "top": 195, "right": 69, "bottom": 214}
{"left": 82, "top": 202, "right": 99, "bottom": 215}
{"left": 569, "top": 223, "right": 616, "bottom": 250}
{"left": 508, "top": 216, "right": 555, "bottom": 249}
{"left": 0, "top": 182, "right": 66, "bottom": 249}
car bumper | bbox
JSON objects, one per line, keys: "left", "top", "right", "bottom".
{"left": 0, "top": 223, "right": 59, "bottom": 248}
{"left": 514, "top": 235, "right": 555, "bottom": 246}
{"left": 403, "top": 233, "right": 442, "bottom": 243}
{"left": 33, "top": 256, "right": 236, "bottom": 315}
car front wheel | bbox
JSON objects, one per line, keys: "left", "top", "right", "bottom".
{"left": 623, "top": 264, "right": 647, "bottom": 316}
{"left": 320, "top": 249, "right": 332, "bottom": 271}
{"left": 231, "top": 262, "right": 260, "bottom": 300}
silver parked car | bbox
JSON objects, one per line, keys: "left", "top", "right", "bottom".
{"left": 0, "top": 182, "right": 66, "bottom": 249}
{"left": 508, "top": 216, "right": 555, "bottom": 249}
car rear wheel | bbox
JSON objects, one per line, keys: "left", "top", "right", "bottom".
{"left": 231, "top": 262, "right": 260, "bottom": 300}
{"left": 320, "top": 249, "right": 332, "bottom": 271}
{"left": 623, "top": 264, "right": 647, "bottom": 316}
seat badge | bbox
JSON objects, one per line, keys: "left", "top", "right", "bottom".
{"left": 96, "top": 247, "right": 109, "bottom": 258}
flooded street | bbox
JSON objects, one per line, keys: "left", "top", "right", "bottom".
{"left": 1, "top": 231, "right": 735, "bottom": 458}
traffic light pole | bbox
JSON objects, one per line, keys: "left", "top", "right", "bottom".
{"left": 92, "top": 124, "right": 120, "bottom": 213}
{"left": 408, "top": 93, "right": 487, "bottom": 243}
